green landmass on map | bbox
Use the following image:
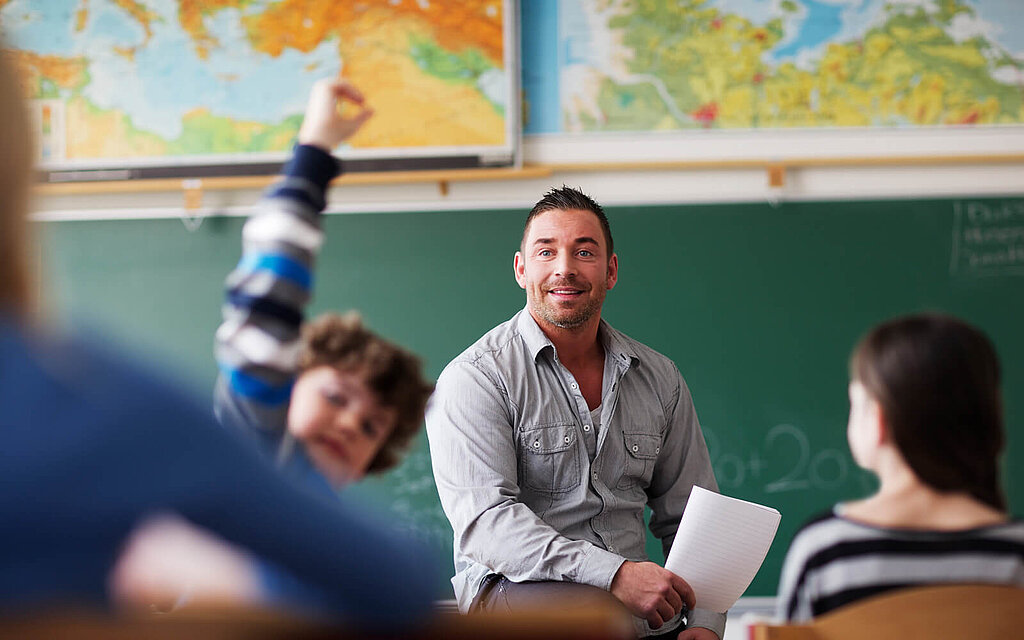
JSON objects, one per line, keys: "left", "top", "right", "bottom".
{"left": 409, "top": 35, "right": 505, "bottom": 115}
{"left": 167, "top": 112, "right": 302, "bottom": 156}
{"left": 584, "top": 0, "right": 1024, "bottom": 131}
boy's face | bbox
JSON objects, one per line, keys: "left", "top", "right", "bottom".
{"left": 287, "top": 365, "right": 397, "bottom": 487}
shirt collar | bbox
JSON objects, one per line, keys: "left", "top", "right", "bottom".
{"left": 516, "top": 307, "right": 554, "bottom": 362}
{"left": 600, "top": 320, "right": 640, "bottom": 370}
{"left": 516, "top": 307, "right": 639, "bottom": 370}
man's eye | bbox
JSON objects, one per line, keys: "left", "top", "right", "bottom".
{"left": 538, "top": 249, "right": 553, "bottom": 257}
{"left": 578, "top": 250, "right": 593, "bottom": 257}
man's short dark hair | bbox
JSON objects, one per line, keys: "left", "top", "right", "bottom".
{"left": 523, "top": 186, "right": 613, "bottom": 256}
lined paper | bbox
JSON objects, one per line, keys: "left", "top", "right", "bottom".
{"left": 665, "top": 486, "right": 781, "bottom": 613}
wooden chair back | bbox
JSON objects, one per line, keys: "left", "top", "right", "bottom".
{"left": 0, "top": 599, "right": 636, "bottom": 640}
{"left": 750, "top": 584, "right": 1024, "bottom": 640}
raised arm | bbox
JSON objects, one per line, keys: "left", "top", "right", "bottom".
{"left": 213, "top": 79, "right": 372, "bottom": 442}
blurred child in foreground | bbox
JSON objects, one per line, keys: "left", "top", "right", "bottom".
{"left": 0, "top": 46, "right": 437, "bottom": 624}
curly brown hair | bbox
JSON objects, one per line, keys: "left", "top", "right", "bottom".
{"left": 298, "top": 312, "right": 433, "bottom": 474}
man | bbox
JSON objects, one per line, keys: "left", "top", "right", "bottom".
{"left": 426, "top": 187, "right": 723, "bottom": 639}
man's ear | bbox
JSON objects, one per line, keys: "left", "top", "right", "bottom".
{"left": 513, "top": 251, "right": 527, "bottom": 289}
{"left": 605, "top": 253, "right": 619, "bottom": 291}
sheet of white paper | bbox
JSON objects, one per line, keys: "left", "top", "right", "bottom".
{"left": 664, "top": 485, "right": 781, "bottom": 614}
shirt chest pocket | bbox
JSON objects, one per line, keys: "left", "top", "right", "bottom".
{"left": 616, "top": 432, "right": 661, "bottom": 490}
{"left": 518, "top": 423, "right": 581, "bottom": 495}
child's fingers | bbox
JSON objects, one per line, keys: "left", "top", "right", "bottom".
{"left": 329, "top": 79, "right": 365, "bottom": 106}
{"left": 346, "top": 107, "right": 374, "bottom": 128}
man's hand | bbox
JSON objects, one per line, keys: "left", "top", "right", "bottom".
{"left": 297, "top": 78, "right": 374, "bottom": 151}
{"left": 609, "top": 560, "right": 696, "bottom": 629}
{"left": 677, "top": 626, "right": 720, "bottom": 640}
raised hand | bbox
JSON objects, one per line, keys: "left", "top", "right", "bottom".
{"left": 297, "top": 78, "right": 374, "bottom": 151}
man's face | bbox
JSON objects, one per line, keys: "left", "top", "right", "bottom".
{"left": 514, "top": 208, "right": 618, "bottom": 332}
{"left": 287, "top": 365, "right": 397, "bottom": 487}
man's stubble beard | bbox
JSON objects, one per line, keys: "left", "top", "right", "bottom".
{"left": 530, "top": 280, "right": 608, "bottom": 330}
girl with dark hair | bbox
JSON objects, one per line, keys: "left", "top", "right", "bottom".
{"left": 776, "top": 313, "right": 1024, "bottom": 622}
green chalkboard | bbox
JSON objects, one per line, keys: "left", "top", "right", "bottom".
{"left": 40, "top": 196, "right": 1024, "bottom": 600}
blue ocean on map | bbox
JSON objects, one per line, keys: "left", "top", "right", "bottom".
{"left": 772, "top": 1, "right": 843, "bottom": 61}
{"left": 3, "top": 0, "right": 339, "bottom": 140}
{"left": 2, "top": 0, "right": 77, "bottom": 55}
{"left": 521, "top": 0, "right": 560, "bottom": 134}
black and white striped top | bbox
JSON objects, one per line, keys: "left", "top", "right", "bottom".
{"left": 776, "top": 508, "right": 1024, "bottom": 621}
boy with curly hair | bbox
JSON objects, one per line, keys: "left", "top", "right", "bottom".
{"left": 111, "top": 80, "right": 437, "bottom": 611}
{"left": 214, "top": 78, "right": 433, "bottom": 488}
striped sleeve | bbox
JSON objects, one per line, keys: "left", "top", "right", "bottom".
{"left": 213, "top": 144, "right": 339, "bottom": 438}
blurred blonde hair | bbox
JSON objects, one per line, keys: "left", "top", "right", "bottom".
{"left": 0, "top": 45, "right": 36, "bottom": 317}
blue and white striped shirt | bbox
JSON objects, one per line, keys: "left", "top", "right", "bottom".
{"left": 214, "top": 144, "right": 335, "bottom": 461}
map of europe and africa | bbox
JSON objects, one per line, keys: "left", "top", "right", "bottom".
{"left": 1, "top": 0, "right": 1022, "bottom": 171}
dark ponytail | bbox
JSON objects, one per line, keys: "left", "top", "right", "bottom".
{"left": 850, "top": 313, "right": 1005, "bottom": 511}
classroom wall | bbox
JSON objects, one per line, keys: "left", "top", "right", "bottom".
{"left": 15, "top": 0, "right": 1024, "bottom": 613}
{"left": 33, "top": 149, "right": 1024, "bottom": 223}
{"left": 35, "top": 191, "right": 1024, "bottom": 601}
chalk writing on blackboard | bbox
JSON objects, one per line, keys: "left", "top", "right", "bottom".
{"left": 703, "top": 423, "right": 857, "bottom": 495}
{"left": 950, "top": 201, "right": 1024, "bottom": 277}
{"left": 365, "top": 446, "right": 453, "bottom": 551}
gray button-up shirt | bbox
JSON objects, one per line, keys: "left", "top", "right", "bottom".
{"left": 426, "top": 309, "right": 724, "bottom": 638}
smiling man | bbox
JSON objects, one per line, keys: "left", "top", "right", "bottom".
{"left": 426, "top": 188, "right": 724, "bottom": 640}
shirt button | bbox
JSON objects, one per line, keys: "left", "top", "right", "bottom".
{"left": 656, "top": 447, "right": 660, "bottom": 454}
{"left": 583, "top": 425, "right": 591, "bottom": 432}
{"left": 570, "top": 382, "right": 578, "bottom": 389}
{"left": 592, "top": 471, "right": 598, "bottom": 479}
{"left": 533, "top": 441, "right": 540, "bottom": 448}
{"left": 564, "top": 436, "right": 570, "bottom": 444}
{"left": 632, "top": 444, "right": 639, "bottom": 452}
